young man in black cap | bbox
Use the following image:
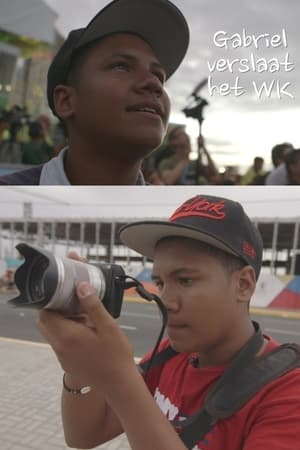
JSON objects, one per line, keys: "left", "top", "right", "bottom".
{"left": 0, "top": 0, "right": 189, "bottom": 185}
{"left": 37, "top": 194, "right": 300, "bottom": 450}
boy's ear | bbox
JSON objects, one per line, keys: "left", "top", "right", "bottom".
{"left": 235, "top": 265, "right": 256, "bottom": 305}
{"left": 53, "top": 85, "right": 76, "bottom": 120}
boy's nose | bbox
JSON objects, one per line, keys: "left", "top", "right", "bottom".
{"left": 160, "top": 286, "right": 181, "bottom": 313}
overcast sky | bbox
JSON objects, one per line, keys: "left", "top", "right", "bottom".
{"left": 44, "top": 0, "right": 299, "bottom": 171}
{"left": 1, "top": 186, "right": 300, "bottom": 220}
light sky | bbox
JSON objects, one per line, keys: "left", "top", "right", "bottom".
{"left": 1, "top": 186, "right": 300, "bottom": 220}
{"left": 43, "top": 0, "right": 300, "bottom": 173}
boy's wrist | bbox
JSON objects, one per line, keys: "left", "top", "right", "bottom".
{"left": 63, "top": 373, "right": 92, "bottom": 395}
{"left": 64, "top": 373, "right": 91, "bottom": 390}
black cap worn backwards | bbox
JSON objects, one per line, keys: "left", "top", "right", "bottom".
{"left": 47, "top": 0, "right": 190, "bottom": 116}
{"left": 119, "top": 194, "right": 263, "bottom": 279}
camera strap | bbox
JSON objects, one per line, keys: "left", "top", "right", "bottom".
{"left": 123, "top": 276, "right": 169, "bottom": 378}
{"left": 139, "top": 322, "right": 300, "bottom": 449}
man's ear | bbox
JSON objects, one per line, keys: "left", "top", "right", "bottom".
{"left": 53, "top": 85, "right": 76, "bottom": 120}
{"left": 235, "top": 265, "right": 256, "bottom": 305}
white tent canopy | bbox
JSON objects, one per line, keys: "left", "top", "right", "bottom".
{"left": 0, "top": 0, "right": 58, "bottom": 44}
{"left": 0, "top": 186, "right": 299, "bottom": 222}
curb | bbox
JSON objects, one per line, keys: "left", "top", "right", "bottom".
{"left": 124, "top": 296, "right": 300, "bottom": 320}
{"left": 250, "top": 307, "right": 300, "bottom": 320}
{"left": 3, "top": 291, "right": 300, "bottom": 320}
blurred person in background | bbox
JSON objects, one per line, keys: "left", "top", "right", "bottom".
{"left": 142, "top": 166, "right": 164, "bottom": 184}
{"left": 22, "top": 121, "right": 53, "bottom": 165}
{"left": 157, "top": 130, "right": 220, "bottom": 185}
{"left": 196, "top": 135, "right": 220, "bottom": 185}
{"left": 8, "top": 105, "right": 31, "bottom": 144}
{"left": 158, "top": 126, "right": 192, "bottom": 185}
{"left": 240, "top": 156, "right": 265, "bottom": 185}
{"left": 151, "top": 126, "right": 183, "bottom": 170}
{"left": 0, "top": 110, "right": 10, "bottom": 147}
{"left": 285, "top": 149, "right": 300, "bottom": 185}
{"left": 265, "top": 142, "right": 294, "bottom": 185}
{"left": 218, "top": 166, "right": 241, "bottom": 185}
{"left": 0, "top": 106, "right": 26, "bottom": 164}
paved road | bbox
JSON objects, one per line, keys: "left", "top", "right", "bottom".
{"left": 1, "top": 293, "right": 300, "bottom": 356}
{"left": 1, "top": 293, "right": 300, "bottom": 450}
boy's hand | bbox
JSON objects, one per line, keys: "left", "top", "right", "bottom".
{"left": 37, "top": 280, "right": 134, "bottom": 392}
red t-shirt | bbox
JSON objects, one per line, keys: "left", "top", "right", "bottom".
{"left": 140, "top": 336, "right": 300, "bottom": 450}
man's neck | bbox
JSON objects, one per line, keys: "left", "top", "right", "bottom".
{"left": 64, "top": 145, "right": 142, "bottom": 185}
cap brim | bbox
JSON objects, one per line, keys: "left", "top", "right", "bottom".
{"left": 76, "top": 0, "right": 189, "bottom": 79}
{"left": 119, "top": 221, "right": 240, "bottom": 260}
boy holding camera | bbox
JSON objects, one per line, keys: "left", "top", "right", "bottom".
{"left": 38, "top": 194, "right": 300, "bottom": 450}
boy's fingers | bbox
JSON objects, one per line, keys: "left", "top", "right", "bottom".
{"left": 37, "top": 309, "right": 89, "bottom": 347}
{"left": 67, "top": 313, "right": 96, "bottom": 330}
{"left": 76, "top": 282, "right": 111, "bottom": 327}
{"left": 37, "top": 309, "right": 71, "bottom": 345}
{"left": 67, "top": 251, "right": 87, "bottom": 262}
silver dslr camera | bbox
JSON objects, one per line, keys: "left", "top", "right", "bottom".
{"left": 9, "top": 243, "right": 126, "bottom": 317}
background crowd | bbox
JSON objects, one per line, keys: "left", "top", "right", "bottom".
{"left": 1, "top": 106, "right": 299, "bottom": 185}
{"left": 143, "top": 125, "right": 300, "bottom": 186}
{"left": 0, "top": 105, "right": 67, "bottom": 167}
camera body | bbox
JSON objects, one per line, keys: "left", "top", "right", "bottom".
{"left": 9, "top": 243, "right": 126, "bottom": 317}
{"left": 182, "top": 98, "right": 208, "bottom": 123}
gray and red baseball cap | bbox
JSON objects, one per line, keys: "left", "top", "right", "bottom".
{"left": 47, "top": 0, "right": 190, "bottom": 116}
{"left": 119, "top": 194, "right": 263, "bottom": 279}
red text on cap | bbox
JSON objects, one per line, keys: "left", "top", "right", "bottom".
{"left": 170, "top": 195, "right": 226, "bottom": 221}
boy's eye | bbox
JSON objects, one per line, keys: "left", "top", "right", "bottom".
{"left": 179, "top": 278, "right": 193, "bottom": 286}
{"left": 111, "top": 62, "right": 129, "bottom": 70}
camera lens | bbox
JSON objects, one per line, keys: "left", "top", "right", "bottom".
{"left": 27, "top": 257, "right": 48, "bottom": 303}
{"left": 9, "top": 243, "right": 125, "bottom": 317}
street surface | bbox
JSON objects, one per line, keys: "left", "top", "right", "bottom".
{"left": 1, "top": 292, "right": 300, "bottom": 450}
{"left": 1, "top": 293, "right": 300, "bottom": 356}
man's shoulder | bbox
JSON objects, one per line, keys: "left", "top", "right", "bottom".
{"left": 265, "top": 164, "right": 288, "bottom": 185}
{"left": 0, "top": 165, "right": 43, "bottom": 185}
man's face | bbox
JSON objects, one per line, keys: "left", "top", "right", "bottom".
{"left": 254, "top": 158, "right": 264, "bottom": 172}
{"left": 170, "top": 132, "right": 191, "bottom": 158}
{"left": 152, "top": 238, "right": 245, "bottom": 354}
{"left": 66, "top": 33, "right": 171, "bottom": 159}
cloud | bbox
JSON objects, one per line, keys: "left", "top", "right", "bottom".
{"left": 168, "top": 0, "right": 299, "bottom": 111}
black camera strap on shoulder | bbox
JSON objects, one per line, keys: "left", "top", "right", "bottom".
{"left": 139, "top": 322, "right": 300, "bottom": 449}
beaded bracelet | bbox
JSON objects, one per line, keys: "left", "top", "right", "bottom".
{"left": 63, "top": 374, "right": 92, "bottom": 395}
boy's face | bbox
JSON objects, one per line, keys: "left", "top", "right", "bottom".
{"left": 61, "top": 33, "right": 171, "bottom": 159}
{"left": 152, "top": 238, "right": 251, "bottom": 355}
